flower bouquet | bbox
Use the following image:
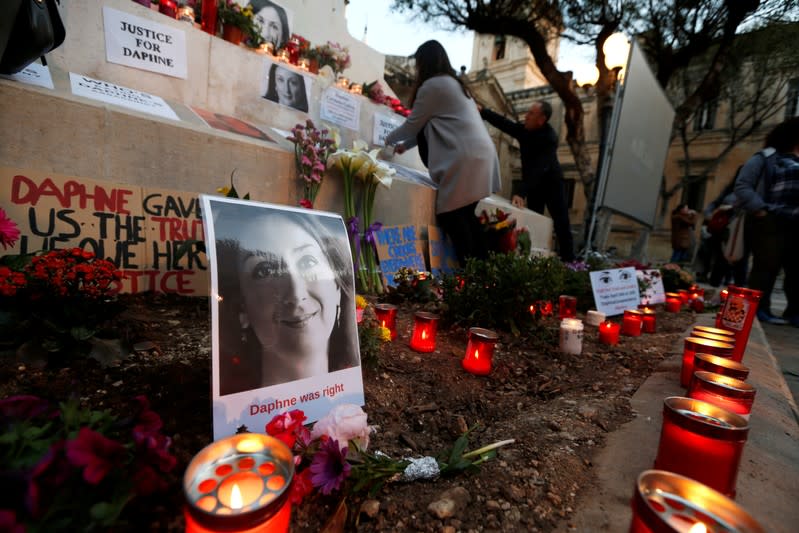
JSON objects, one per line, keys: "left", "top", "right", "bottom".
{"left": 309, "top": 41, "right": 351, "bottom": 75}
{"left": 216, "top": 0, "right": 260, "bottom": 45}
{"left": 479, "top": 208, "right": 518, "bottom": 254}
{"left": 287, "top": 119, "right": 338, "bottom": 209}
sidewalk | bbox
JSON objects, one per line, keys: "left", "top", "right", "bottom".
{"left": 556, "top": 315, "right": 799, "bottom": 532}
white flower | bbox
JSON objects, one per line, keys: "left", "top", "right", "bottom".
{"left": 311, "top": 403, "right": 371, "bottom": 451}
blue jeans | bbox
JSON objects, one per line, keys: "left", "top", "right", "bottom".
{"left": 670, "top": 249, "right": 690, "bottom": 263}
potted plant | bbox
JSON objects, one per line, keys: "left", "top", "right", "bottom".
{"left": 217, "top": 0, "right": 257, "bottom": 45}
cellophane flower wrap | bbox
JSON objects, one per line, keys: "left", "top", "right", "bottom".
{"left": 288, "top": 119, "right": 338, "bottom": 209}
{"left": 327, "top": 141, "right": 395, "bottom": 294}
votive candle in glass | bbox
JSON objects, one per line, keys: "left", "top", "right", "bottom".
{"left": 373, "top": 303, "right": 398, "bottom": 341}
{"left": 598, "top": 321, "right": 620, "bottom": 346}
{"left": 720, "top": 287, "right": 729, "bottom": 303}
{"left": 201, "top": 0, "right": 218, "bottom": 35}
{"left": 297, "top": 58, "right": 310, "bottom": 71}
{"left": 184, "top": 433, "right": 294, "bottom": 533}
{"left": 653, "top": 397, "right": 749, "bottom": 497}
{"left": 276, "top": 48, "right": 290, "bottom": 63}
{"left": 559, "top": 318, "right": 584, "bottom": 355}
{"left": 641, "top": 308, "right": 657, "bottom": 333}
{"left": 409, "top": 311, "right": 439, "bottom": 353}
{"left": 690, "top": 330, "right": 736, "bottom": 345}
{"left": 336, "top": 76, "right": 350, "bottom": 89}
{"left": 257, "top": 42, "right": 274, "bottom": 55}
{"left": 694, "top": 353, "right": 750, "bottom": 382}
{"left": 462, "top": 327, "right": 499, "bottom": 375}
{"left": 693, "top": 325, "right": 735, "bottom": 339}
{"left": 665, "top": 294, "right": 682, "bottom": 313}
{"left": 690, "top": 298, "right": 705, "bottom": 313}
{"left": 621, "top": 310, "right": 643, "bottom": 337}
{"left": 286, "top": 36, "right": 300, "bottom": 64}
{"left": 680, "top": 337, "right": 734, "bottom": 388}
{"left": 558, "top": 295, "right": 577, "bottom": 319}
{"left": 538, "top": 300, "right": 554, "bottom": 317}
{"left": 349, "top": 83, "right": 363, "bottom": 95}
{"left": 717, "top": 286, "right": 762, "bottom": 362}
{"left": 678, "top": 289, "right": 691, "bottom": 304}
{"left": 630, "top": 470, "right": 766, "bottom": 533}
{"left": 177, "top": 5, "right": 195, "bottom": 23}
{"left": 159, "top": 0, "right": 178, "bottom": 18}
{"left": 584, "top": 310, "right": 605, "bottom": 327}
{"left": 688, "top": 371, "right": 756, "bottom": 419}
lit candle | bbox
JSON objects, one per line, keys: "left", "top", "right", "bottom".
{"left": 621, "top": 310, "right": 643, "bottom": 337}
{"left": 678, "top": 289, "right": 691, "bottom": 304}
{"left": 538, "top": 300, "right": 554, "bottom": 317}
{"left": 688, "top": 371, "right": 756, "bottom": 419}
{"left": 690, "top": 297, "right": 705, "bottom": 313}
{"left": 336, "top": 76, "right": 350, "bottom": 89}
{"left": 653, "top": 397, "right": 749, "bottom": 497}
{"left": 297, "top": 58, "right": 310, "bottom": 71}
{"left": 641, "top": 308, "right": 657, "bottom": 333}
{"left": 690, "top": 330, "right": 736, "bottom": 344}
{"left": 693, "top": 325, "right": 735, "bottom": 339}
{"left": 276, "top": 49, "right": 290, "bottom": 63}
{"left": 559, "top": 318, "right": 584, "bottom": 355}
{"left": 184, "top": 433, "right": 294, "bottom": 533}
{"left": 630, "top": 470, "right": 766, "bottom": 533}
{"left": 409, "top": 311, "right": 439, "bottom": 353}
{"left": 159, "top": 0, "right": 178, "bottom": 18}
{"left": 598, "top": 321, "right": 620, "bottom": 346}
{"left": 349, "top": 83, "right": 363, "bottom": 95}
{"left": 720, "top": 288, "right": 729, "bottom": 303}
{"left": 558, "top": 295, "right": 577, "bottom": 320}
{"left": 584, "top": 310, "right": 605, "bottom": 327}
{"left": 286, "top": 36, "right": 300, "bottom": 65}
{"left": 717, "top": 286, "right": 762, "bottom": 362}
{"left": 462, "top": 327, "right": 499, "bottom": 375}
{"left": 373, "top": 303, "right": 398, "bottom": 341}
{"left": 665, "top": 293, "right": 682, "bottom": 313}
{"left": 680, "top": 337, "right": 734, "bottom": 388}
{"left": 694, "top": 353, "right": 750, "bottom": 382}
{"left": 257, "top": 42, "right": 275, "bottom": 56}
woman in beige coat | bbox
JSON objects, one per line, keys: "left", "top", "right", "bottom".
{"left": 385, "top": 40, "right": 501, "bottom": 264}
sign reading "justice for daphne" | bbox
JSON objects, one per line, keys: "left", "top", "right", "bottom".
{"left": 103, "top": 6, "right": 188, "bottom": 79}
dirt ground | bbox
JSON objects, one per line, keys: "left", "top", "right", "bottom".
{"left": 0, "top": 293, "right": 695, "bottom": 532}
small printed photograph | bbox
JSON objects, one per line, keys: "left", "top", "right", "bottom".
{"left": 262, "top": 59, "right": 312, "bottom": 113}
{"left": 191, "top": 106, "right": 275, "bottom": 143}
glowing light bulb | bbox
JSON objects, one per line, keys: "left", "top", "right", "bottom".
{"left": 688, "top": 523, "right": 707, "bottom": 533}
{"left": 230, "top": 483, "right": 243, "bottom": 510}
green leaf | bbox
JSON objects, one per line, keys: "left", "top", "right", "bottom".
{"left": 447, "top": 432, "right": 470, "bottom": 466}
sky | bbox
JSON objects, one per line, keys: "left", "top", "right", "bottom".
{"left": 344, "top": 0, "right": 594, "bottom": 73}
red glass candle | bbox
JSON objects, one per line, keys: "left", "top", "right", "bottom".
{"left": 286, "top": 36, "right": 301, "bottom": 65}
{"left": 538, "top": 300, "right": 553, "bottom": 317}
{"left": 159, "top": 0, "right": 178, "bottom": 18}
{"left": 693, "top": 325, "right": 735, "bottom": 339}
{"left": 654, "top": 397, "right": 749, "bottom": 498}
{"left": 374, "top": 303, "right": 398, "bottom": 341}
{"left": 409, "top": 311, "right": 438, "bottom": 353}
{"left": 558, "top": 294, "right": 577, "bottom": 319}
{"left": 689, "top": 286, "right": 705, "bottom": 300}
{"left": 630, "top": 470, "right": 766, "bottom": 533}
{"left": 720, "top": 288, "right": 729, "bottom": 303}
{"left": 462, "top": 327, "right": 499, "bottom": 375}
{"left": 184, "top": 434, "right": 294, "bottom": 533}
{"left": 201, "top": 0, "right": 218, "bottom": 35}
{"left": 688, "top": 371, "right": 756, "bottom": 419}
{"left": 621, "top": 310, "right": 643, "bottom": 337}
{"left": 641, "top": 308, "right": 656, "bottom": 334}
{"left": 598, "top": 321, "right": 620, "bottom": 346}
{"left": 680, "top": 337, "right": 734, "bottom": 388}
{"left": 678, "top": 289, "right": 690, "bottom": 304}
{"left": 665, "top": 296, "right": 682, "bottom": 313}
{"left": 690, "top": 330, "right": 736, "bottom": 345}
{"left": 690, "top": 298, "right": 705, "bottom": 312}
{"left": 717, "top": 286, "right": 762, "bottom": 362}
{"left": 694, "top": 353, "right": 750, "bottom": 382}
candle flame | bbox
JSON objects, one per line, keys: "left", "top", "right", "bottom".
{"left": 688, "top": 523, "right": 707, "bottom": 533}
{"left": 230, "top": 483, "right": 243, "bottom": 510}
{"left": 474, "top": 349, "right": 479, "bottom": 360}
{"left": 421, "top": 330, "right": 427, "bottom": 339}
{"left": 381, "top": 320, "right": 386, "bottom": 328}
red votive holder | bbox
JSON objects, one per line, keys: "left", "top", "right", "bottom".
{"left": 462, "top": 327, "right": 499, "bottom": 375}
{"left": 286, "top": 36, "right": 301, "bottom": 65}
{"left": 409, "top": 311, "right": 439, "bottom": 353}
{"left": 680, "top": 337, "right": 734, "bottom": 388}
{"left": 689, "top": 286, "right": 705, "bottom": 300}
{"left": 678, "top": 289, "right": 690, "bottom": 304}
{"left": 641, "top": 308, "right": 657, "bottom": 333}
{"left": 538, "top": 300, "right": 554, "bottom": 317}
{"left": 694, "top": 353, "right": 750, "bottom": 382}
{"left": 654, "top": 397, "right": 749, "bottom": 498}
{"left": 720, "top": 288, "right": 729, "bottom": 303}
{"left": 630, "top": 470, "right": 766, "bottom": 533}
{"left": 159, "top": 0, "right": 178, "bottom": 18}
{"left": 558, "top": 294, "right": 577, "bottom": 319}
{"left": 688, "top": 371, "right": 756, "bottom": 419}
{"left": 690, "top": 298, "right": 705, "bottom": 312}
{"left": 374, "top": 303, "right": 398, "bottom": 341}
{"left": 717, "top": 286, "right": 762, "bottom": 362}
{"left": 693, "top": 325, "right": 735, "bottom": 339}
{"left": 690, "top": 330, "right": 736, "bottom": 345}
{"left": 621, "top": 310, "right": 643, "bottom": 337}
{"left": 184, "top": 433, "right": 294, "bottom": 533}
{"left": 598, "top": 321, "right": 620, "bottom": 346}
{"left": 201, "top": 0, "right": 217, "bottom": 34}
{"left": 665, "top": 294, "right": 682, "bottom": 313}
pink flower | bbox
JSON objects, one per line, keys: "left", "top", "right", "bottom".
{"left": 310, "top": 404, "right": 370, "bottom": 451}
{"left": 65, "top": 428, "right": 126, "bottom": 484}
{"left": 0, "top": 510, "right": 24, "bottom": 533}
{"left": 288, "top": 468, "right": 314, "bottom": 504}
{"left": 0, "top": 208, "right": 20, "bottom": 250}
{"left": 309, "top": 438, "right": 350, "bottom": 495}
{"left": 265, "top": 409, "right": 308, "bottom": 448}
{"left": 299, "top": 199, "right": 314, "bottom": 209}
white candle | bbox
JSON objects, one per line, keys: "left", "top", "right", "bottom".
{"left": 559, "top": 318, "right": 584, "bottom": 355}
{"left": 585, "top": 310, "right": 606, "bottom": 326}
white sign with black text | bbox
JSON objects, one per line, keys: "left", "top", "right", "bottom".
{"left": 320, "top": 87, "right": 361, "bottom": 131}
{"left": 372, "top": 112, "right": 403, "bottom": 146}
{"left": 103, "top": 6, "right": 188, "bottom": 79}
{"left": 69, "top": 72, "right": 180, "bottom": 121}
{"left": 589, "top": 267, "right": 641, "bottom": 316}
{"left": 0, "top": 62, "right": 54, "bottom": 90}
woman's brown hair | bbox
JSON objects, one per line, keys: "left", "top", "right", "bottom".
{"left": 410, "top": 40, "right": 470, "bottom": 106}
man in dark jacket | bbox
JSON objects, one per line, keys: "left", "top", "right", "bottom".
{"left": 480, "top": 101, "right": 575, "bottom": 261}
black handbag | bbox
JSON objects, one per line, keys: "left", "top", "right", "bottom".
{"left": 0, "top": 0, "right": 65, "bottom": 75}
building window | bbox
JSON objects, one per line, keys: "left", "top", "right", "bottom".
{"left": 681, "top": 176, "right": 707, "bottom": 213}
{"left": 786, "top": 78, "right": 799, "bottom": 119}
{"left": 692, "top": 100, "right": 717, "bottom": 131}
{"left": 493, "top": 35, "right": 506, "bottom": 61}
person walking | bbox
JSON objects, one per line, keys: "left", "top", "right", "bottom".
{"left": 670, "top": 203, "right": 697, "bottom": 263}
{"left": 735, "top": 117, "right": 799, "bottom": 326}
{"left": 702, "top": 175, "right": 748, "bottom": 287}
{"left": 478, "top": 101, "right": 575, "bottom": 262}
{"left": 385, "top": 40, "right": 500, "bottom": 264}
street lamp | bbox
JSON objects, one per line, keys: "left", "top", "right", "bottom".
{"left": 574, "top": 64, "right": 599, "bottom": 88}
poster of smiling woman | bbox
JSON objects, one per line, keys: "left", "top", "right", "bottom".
{"left": 261, "top": 58, "right": 313, "bottom": 113}
{"left": 201, "top": 196, "right": 364, "bottom": 439}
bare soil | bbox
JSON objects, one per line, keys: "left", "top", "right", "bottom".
{"left": 0, "top": 293, "right": 695, "bottom": 532}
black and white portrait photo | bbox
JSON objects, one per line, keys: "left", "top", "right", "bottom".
{"left": 263, "top": 60, "right": 311, "bottom": 112}
{"left": 232, "top": 0, "right": 292, "bottom": 50}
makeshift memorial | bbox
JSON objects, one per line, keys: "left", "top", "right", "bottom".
{"left": 308, "top": 41, "right": 351, "bottom": 75}
{"left": 654, "top": 397, "right": 749, "bottom": 497}
{"left": 287, "top": 119, "right": 338, "bottom": 209}
{"left": 687, "top": 371, "right": 756, "bottom": 419}
{"left": 409, "top": 311, "right": 439, "bottom": 353}
{"left": 373, "top": 303, "right": 398, "bottom": 341}
{"left": 693, "top": 353, "right": 750, "bottom": 382}
{"left": 680, "top": 337, "right": 734, "bottom": 388}
{"left": 462, "top": 327, "right": 499, "bottom": 375}
{"left": 362, "top": 80, "right": 388, "bottom": 105}
{"left": 217, "top": 1, "right": 259, "bottom": 46}
{"left": 630, "top": 470, "right": 766, "bottom": 533}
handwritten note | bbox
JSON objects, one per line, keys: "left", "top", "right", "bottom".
{"left": 589, "top": 267, "right": 640, "bottom": 316}
{"left": 320, "top": 87, "right": 361, "bottom": 131}
{"left": 374, "top": 225, "right": 427, "bottom": 287}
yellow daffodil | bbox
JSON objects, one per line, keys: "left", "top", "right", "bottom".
{"left": 355, "top": 295, "right": 368, "bottom": 309}
{"left": 378, "top": 326, "right": 392, "bottom": 342}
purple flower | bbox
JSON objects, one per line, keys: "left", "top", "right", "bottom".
{"left": 309, "top": 438, "right": 351, "bottom": 495}
{"left": 65, "top": 428, "right": 126, "bottom": 484}
{"left": 0, "top": 395, "right": 52, "bottom": 423}
{"left": 0, "top": 510, "right": 24, "bottom": 533}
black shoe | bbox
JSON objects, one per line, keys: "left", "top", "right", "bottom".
{"left": 757, "top": 310, "right": 788, "bottom": 325}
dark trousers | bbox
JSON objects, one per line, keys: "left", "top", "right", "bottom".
{"left": 437, "top": 202, "right": 488, "bottom": 266}
{"left": 746, "top": 213, "right": 799, "bottom": 317}
{"left": 707, "top": 233, "right": 749, "bottom": 287}
{"left": 527, "top": 179, "right": 574, "bottom": 262}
